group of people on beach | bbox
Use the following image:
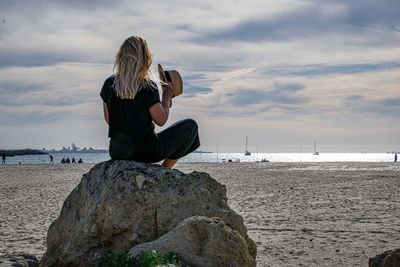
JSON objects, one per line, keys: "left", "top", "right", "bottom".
{"left": 49, "top": 154, "right": 83, "bottom": 164}
{"left": 60, "top": 157, "right": 83, "bottom": 164}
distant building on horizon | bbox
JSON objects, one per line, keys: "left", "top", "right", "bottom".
{"left": 43, "top": 144, "right": 108, "bottom": 153}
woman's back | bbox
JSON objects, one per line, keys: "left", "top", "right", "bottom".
{"left": 100, "top": 75, "right": 160, "bottom": 140}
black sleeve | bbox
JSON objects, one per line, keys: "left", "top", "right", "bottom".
{"left": 145, "top": 81, "right": 161, "bottom": 109}
{"left": 100, "top": 77, "right": 112, "bottom": 103}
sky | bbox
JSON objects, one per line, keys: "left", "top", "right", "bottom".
{"left": 0, "top": 0, "right": 399, "bottom": 153}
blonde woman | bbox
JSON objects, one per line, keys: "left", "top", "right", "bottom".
{"left": 100, "top": 35, "right": 200, "bottom": 168}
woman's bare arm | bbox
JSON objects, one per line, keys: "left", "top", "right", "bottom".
{"left": 149, "top": 103, "right": 168, "bottom": 126}
{"left": 103, "top": 102, "right": 109, "bottom": 125}
{"left": 149, "top": 82, "right": 173, "bottom": 126}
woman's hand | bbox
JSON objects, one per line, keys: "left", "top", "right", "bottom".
{"left": 162, "top": 82, "right": 174, "bottom": 101}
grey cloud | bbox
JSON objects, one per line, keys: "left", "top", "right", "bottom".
{"left": 0, "top": 50, "right": 110, "bottom": 68}
{"left": 0, "top": 0, "right": 112, "bottom": 11}
{"left": 0, "top": 93, "right": 96, "bottom": 107}
{"left": 344, "top": 95, "right": 400, "bottom": 117}
{"left": 186, "top": 1, "right": 400, "bottom": 44}
{"left": 208, "top": 107, "right": 265, "bottom": 118}
{"left": 207, "top": 101, "right": 310, "bottom": 120}
{"left": 0, "top": 81, "right": 96, "bottom": 107}
{"left": 364, "top": 99, "right": 400, "bottom": 117}
{"left": 381, "top": 98, "right": 400, "bottom": 107}
{"left": 180, "top": 72, "right": 217, "bottom": 98}
{"left": 0, "top": 107, "right": 63, "bottom": 126}
{"left": 256, "top": 62, "right": 400, "bottom": 77}
{"left": 183, "top": 66, "right": 232, "bottom": 74}
{"left": 182, "top": 86, "right": 212, "bottom": 98}
{"left": 273, "top": 83, "right": 304, "bottom": 92}
{"left": 0, "top": 0, "right": 115, "bottom": 68}
{"left": 323, "top": 0, "right": 400, "bottom": 27}
{"left": 346, "top": 95, "right": 364, "bottom": 102}
{"left": 369, "top": 98, "right": 400, "bottom": 116}
{"left": 229, "top": 82, "right": 308, "bottom": 106}
{"left": 0, "top": 82, "right": 45, "bottom": 94}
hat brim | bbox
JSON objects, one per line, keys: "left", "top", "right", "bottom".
{"left": 158, "top": 64, "right": 173, "bottom": 107}
{"left": 158, "top": 64, "right": 167, "bottom": 87}
{"left": 168, "top": 70, "right": 183, "bottom": 97}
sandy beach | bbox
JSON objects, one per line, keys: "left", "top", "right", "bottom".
{"left": 0, "top": 162, "right": 399, "bottom": 266}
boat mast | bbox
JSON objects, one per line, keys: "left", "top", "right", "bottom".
{"left": 245, "top": 136, "right": 251, "bottom": 156}
{"left": 313, "top": 140, "right": 319, "bottom": 155}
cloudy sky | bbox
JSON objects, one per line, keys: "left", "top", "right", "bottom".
{"left": 0, "top": 0, "right": 399, "bottom": 152}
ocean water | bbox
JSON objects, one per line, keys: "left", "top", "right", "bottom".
{"left": 1, "top": 152, "right": 397, "bottom": 165}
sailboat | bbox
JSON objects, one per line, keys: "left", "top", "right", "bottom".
{"left": 313, "top": 140, "right": 320, "bottom": 155}
{"left": 244, "top": 136, "right": 251, "bottom": 156}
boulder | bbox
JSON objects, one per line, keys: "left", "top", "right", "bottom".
{"left": 39, "top": 160, "right": 256, "bottom": 266}
{"left": 129, "top": 215, "right": 256, "bottom": 267}
{"left": 369, "top": 249, "right": 400, "bottom": 267}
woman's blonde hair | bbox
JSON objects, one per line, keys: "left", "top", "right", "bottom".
{"left": 113, "top": 35, "right": 152, "bottom": 99}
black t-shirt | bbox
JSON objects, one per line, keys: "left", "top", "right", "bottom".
{"left": 100, "top": 75, "right": 160, "bottom": 139}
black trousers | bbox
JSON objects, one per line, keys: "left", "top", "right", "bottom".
{"left": 109, "top": 118, "right": 200, "bottom": 163}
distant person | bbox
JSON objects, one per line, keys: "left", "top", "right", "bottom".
{"left": 61, "top": 158, "right": 66, "bottom": 164}
{"left": 395, "top": 153, "right": 398, "bottom": 162}
{"left": 72, "top": 158, "right": 76, "bottom": 163}
{"left": 1, "top": 152, "right": 5, "bottom": 164}
{"left": 66, "top": 157, "right": 70, "bottom": 164}
{"left": 100, "top": 35, "right": 199, "bottom": 168}
{"left": 49, "top": 154, "right": 54, "bottom": 164}
{"left": 78, "top": 158, "right": 83, "bottom": 163}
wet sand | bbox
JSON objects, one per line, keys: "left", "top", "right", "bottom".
{"left": 0, "top": 162, "right": 399, "bottom": 266}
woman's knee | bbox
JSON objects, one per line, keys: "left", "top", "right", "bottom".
{"left": 181, "top": 118, "right": 198, "bottom": 133}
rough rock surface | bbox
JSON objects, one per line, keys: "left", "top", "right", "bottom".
{"left": 5, "top": 253, "right": 39, "bottom": 267}
{"left": 129, "top": 215, "right": 256, "bottom": 266}
{"left": 39, "top": 160, "right": 256, "bottom": 266}
{"left": 369, "top": 249, "right": 400, "bottom": 267}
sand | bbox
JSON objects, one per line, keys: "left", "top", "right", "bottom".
{"left": 0, "top": 162, "right": 399, "bottom": 266}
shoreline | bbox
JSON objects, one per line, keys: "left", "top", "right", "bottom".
{"left": 1, "top": 162, "right": 399, "bottom": 266}
{"left": 0, "top": 149, "right": 47, "bottom": 157}
{"left": 1, "top": 159, "right": 399, "bottom": 165}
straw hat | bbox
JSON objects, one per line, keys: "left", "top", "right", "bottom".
{"left": 158, "top": 64, "right": 183, "bottom": 107}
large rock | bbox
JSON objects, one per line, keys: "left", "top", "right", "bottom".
{"left": 39, "top": 160, "right": 257, "bottom": 266}
{"left": 369, "top": 249, "right": 400, "bottom": 267}
{"left": 129, "top": 216, "right": 256, "bottom": 266}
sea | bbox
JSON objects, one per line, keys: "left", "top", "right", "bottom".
{"left": 2, "top": 152, "right": 397, "bottom": 165}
